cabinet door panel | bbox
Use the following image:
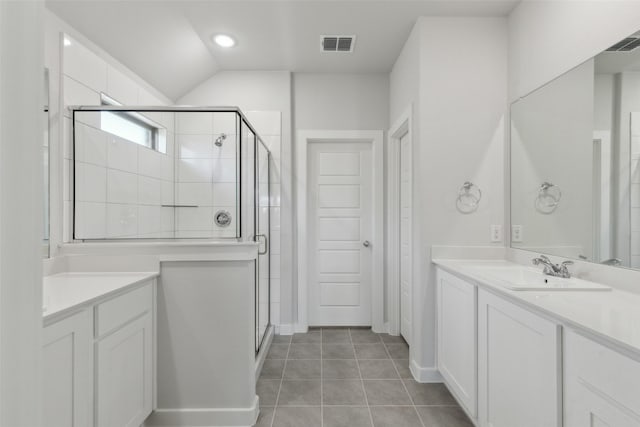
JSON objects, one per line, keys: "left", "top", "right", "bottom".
{"left": 564, "top": 330, "right": 640, "bottom": 427}
{"left": 566, "top": 383, "right": 640, "bottom": 427}
{"left": 437, "top": 269, "right": 477, "bottom": 417}
{"left": 96, "top": 313, "right": 153, "bottom": 427}
{"left": 478, "top": 290, "right": 561, "bottom": 427}
{"left": 42, "top": 310, "right": 93, "bottom": 427}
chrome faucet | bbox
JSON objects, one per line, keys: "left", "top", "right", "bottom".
{"left": 532, "top": 255, "right": 573, "bottom": 278}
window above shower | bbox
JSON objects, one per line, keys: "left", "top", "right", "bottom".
{"left": 71, "top": 107, "right": 269, "bottom": 241}
{"left": 99, "top": 93, "right": 166, "bottom": 153}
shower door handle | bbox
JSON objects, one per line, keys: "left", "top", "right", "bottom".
{"left": 256, "top": 234, "right": 268, "bottom": 255}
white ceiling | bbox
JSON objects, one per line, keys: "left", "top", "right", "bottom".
{"left": 46, "top": 0, "right": 520, "bottom": 100}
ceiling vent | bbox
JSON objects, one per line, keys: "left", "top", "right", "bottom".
{"left": 606, "top": 37, "right": 640, "bottom": 52}
{"left": 321, "top": 35, "right": 356, "bottom": 53}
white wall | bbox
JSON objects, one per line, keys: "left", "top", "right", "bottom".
{"left": 45, "top": 10, "right": 173, "bottom": 252}
{"left": 508, "top": 0, "right": 640, "bottom": 101}
{"left": 0, "top": 1, "right": 44, "bottom": 424}
{"left": 179, "top": 71, "right": 292, "bottom": 330}
{"left": 293, "top": 73, "right": 389, "bottom": 130}
{"left": 390, "top": 24, "right": 420, "bottom": 126}
{"left": 419, "top": 16, "right": 507, "bottom": 375}
{"left": 293, "top": 72, "right": 390, "bottom": 325}
{"left": 390, "top": 17, "right": 507, "bottom": 378}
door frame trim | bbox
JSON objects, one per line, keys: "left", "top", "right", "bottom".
{"left": 296, "top": 130, "right": 384, "bottom": 332}
{"left": 387, "top": 107, "right": 412, "bottom": 337}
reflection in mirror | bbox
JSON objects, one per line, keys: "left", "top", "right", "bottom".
{"left": 43, "top": 69, "right": 50, "bottom": 258}
{"left": 511, "top": 31, "right": 640, "bottom": 270}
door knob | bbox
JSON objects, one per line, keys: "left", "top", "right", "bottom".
{"left": 363, "top": 240, "right": 370, "bottom": 247}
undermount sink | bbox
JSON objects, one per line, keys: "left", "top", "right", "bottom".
{"left": 474, "top": 266, "right": 611, "bottom": 291}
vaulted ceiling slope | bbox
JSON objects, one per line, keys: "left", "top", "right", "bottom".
{"left": 46, "top": 0, "right": 519, "bottom": 101}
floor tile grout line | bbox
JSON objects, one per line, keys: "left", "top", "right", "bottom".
{"left": 382, "top": 338, "right": 427, "bottom": 427}
{"left": 270, "top": 336, "right": 290, "bottom": 427}
{"left": 351, "top": 328, "right": 376, "bottom": 427}
{"left": 266, "top": 330, "right": 421, "bottom": 426}
{"left": 320, "top": 330, "right": 323, "bottom": 427}
{"left": 266, "top": 403, "right": 460, "bottom": 408}
{"left": 285, "top": 358, "right": 399, "bottom": 361}
{"left": 276, "top": 405, "right": 374, "bottom": 410}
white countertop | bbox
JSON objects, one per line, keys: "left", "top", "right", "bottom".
{"left": 433, "top": 259, "right": 640, "bottom": 357}
{"left": 43, "top": 272, "right": 158, "bottom": 323}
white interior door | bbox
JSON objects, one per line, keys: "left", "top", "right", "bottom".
{"left": 399, "top": 133, "right": 412, "bottom": 343}
{"left": 308, "top": 142, "right": 373, "bottom": 326}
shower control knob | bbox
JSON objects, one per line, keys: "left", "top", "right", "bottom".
{"left": 362, "top": 240, "right": 370, "bottom": 247}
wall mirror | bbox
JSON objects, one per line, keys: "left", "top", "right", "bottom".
{"left": 511, "top": 31, "right": 640, "bottom": 270}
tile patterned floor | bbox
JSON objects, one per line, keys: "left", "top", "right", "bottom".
{"left": 255, "top": 328, "right": 473, "bottom": 427}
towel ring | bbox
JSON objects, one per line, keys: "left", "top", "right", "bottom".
{"left": 456, "top": 181, "right": 481, "bottom": 214}
{"left": 535, "top": 182, "right": 561, "bottom": 214}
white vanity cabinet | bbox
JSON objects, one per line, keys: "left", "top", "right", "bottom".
{"left": 435, "top": 262, "right": 640, "bottom": 427}
{"left": 564, "top": 329, "right": 640, "bottom": 426}
{"left": 95, "top": 284, "right": 154, "bottom": 427}
{"left": 42, "top": 278, "right": 156, "bottom": 427}
{"left": 42, "top": 310, "right": 93, "bottom": 427}
{"left": 477, "top": 289, "right": 561, "bottom": 427}
{"left": 436, "top": 269, "right": 477, "bottom": 417}
{"left": 435, "top": 266, "right": 562, "bottom": 427}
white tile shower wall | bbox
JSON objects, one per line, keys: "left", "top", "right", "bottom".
{"left": 247, "top": 111, "right": 282, "bottom": 327}
{"left": 60, "top": 33, "right": 175, "bottom": 240}
{"left": 73, "top": 121, "right": 175, "bottom": 239}
{"left": 174, "top": 111, "right": 238, "bottom": 238}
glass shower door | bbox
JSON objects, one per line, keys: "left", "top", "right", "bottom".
{"left": 256, "top": 141, "right": 270, "bottom": 352}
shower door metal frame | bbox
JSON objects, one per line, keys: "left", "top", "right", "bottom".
{"left": 252, "top": 119, "right": 271, "bottom": 354}
{"left": 69, "top": 105, "right": 271, "bottom": 242}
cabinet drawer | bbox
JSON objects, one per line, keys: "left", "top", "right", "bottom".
{"left": 95, "top": 282, "right": 153, "bottom": 338}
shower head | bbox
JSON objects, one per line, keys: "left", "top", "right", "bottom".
{"left": 215, "top": 133, "right": 227, "bottom": 147}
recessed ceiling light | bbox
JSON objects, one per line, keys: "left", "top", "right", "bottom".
{"left": 213, "top": 34, "right": 235, "bottom": 48}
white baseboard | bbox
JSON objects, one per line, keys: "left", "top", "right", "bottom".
{"left": 373, "top": 322, "right": 390, "bottom": 334}
{"left": 281, "top": 323, "right": 307, "bottom": 334}
{"left": 144, "top": 397, "right": 259, "bottom": 427}
{"left": 410, "top": 359, "right": 443, "bottom": 383}
{"left": 276, "top": 323, "right": 295, "bottom": 335}
{"left": 255, "top": 326, "right": 274, "bottom": 381}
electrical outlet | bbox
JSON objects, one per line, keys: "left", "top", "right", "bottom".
{"left": 490, "top": 225, "right": 502, "bottom": 243}
{"left": 512, "top": 225, "right": 523, "bottom": 243}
